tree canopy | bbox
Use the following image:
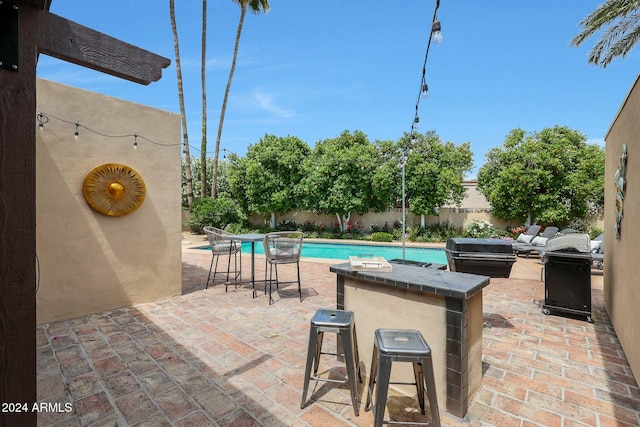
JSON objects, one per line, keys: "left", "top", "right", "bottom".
{"left": 228, "top": 134, "right": 310, "bottom": 219}
{"left": 298, "top": 130, "right": 395, "bottom": 231}
{"left": 402, "top": 131, "right": 473, "bottom": 217}
{"left": 477, "top": 126, "right": 605, "bottom": 225}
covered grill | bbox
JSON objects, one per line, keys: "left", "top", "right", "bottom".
{"left": 541, "top": 234, "right": 593, "bottom": 323}
{"left": 445, "top": 238, "right": 517, "bottom": 278}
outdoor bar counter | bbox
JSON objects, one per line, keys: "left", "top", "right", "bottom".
{"left": 329, "top": 262, "right": 490, "bottom": 418}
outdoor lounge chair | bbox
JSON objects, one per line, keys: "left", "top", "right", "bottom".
{"left": 512, "top": 226, "right": 559, "bottom": 257}
{"left": 510, "top": 224, "right": 541, "bottom": 246}
{"left": 560, "top": 228, "right": 579, "bottom": 234}
{"left": 591, "top": 234, "right": 604, "bottom": 270}
{"left": 204, "top": 226, "right": 241, "bottom": 290}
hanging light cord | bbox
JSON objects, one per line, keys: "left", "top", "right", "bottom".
{"left": 36, "top": 112, "right": 181, "bottom": 148}
{"left": 410, "top": 0, "right": 441, "bottom": 137}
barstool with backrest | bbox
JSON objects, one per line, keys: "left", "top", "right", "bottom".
{"left": 203, "top": 226, "right": 241, "bottom": 291}
{"left": 263, "top": 231, "right": 303, "bottom": 304}
{"left": 365, "top": 329, "right": 440, "bottom": 427}
{"left": 301, "top": 308, "right": 362, "bottom": 416}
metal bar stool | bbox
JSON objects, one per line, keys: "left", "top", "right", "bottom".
{"left": 301, "top": 309, "right": 362, "bottom": 416}
{"left": 365, "top": 329, "right": 440, "bottom": 427}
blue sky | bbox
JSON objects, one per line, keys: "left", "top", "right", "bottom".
{"left": 38, "top": 1, "right": 639, "bottom": 177}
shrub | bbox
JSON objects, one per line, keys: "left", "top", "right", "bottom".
{"left": 371, "top": 222, "right": 390, "bottom": 233}
{"left": 464, "top": 220, "right": 498, "bottom": 238}
{"left": 225, "top": 222, "right": 248, "bottom": 235}
{"left": 371, "top": 232, "right": 393, "bottom": 242}
{"left": 408, "top": 221, "right": 461, "bottom": 242}
{"left": 276, "top": 220, "right": 299, "bottom": 231}
{"left": 301, "top": 220, "right": 318, "bottom": 233}
{"left": 588, "top": 226, "right": 604, "bottom": 239}
{"left": 188, "top": 196, "right": 246, "bottom": 233}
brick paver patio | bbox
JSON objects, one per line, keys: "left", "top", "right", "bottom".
{"left": 36, "top": 234, "right": 640, "bottom": 426}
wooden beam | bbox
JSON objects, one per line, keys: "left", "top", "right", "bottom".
{"left": 38, "top": 11, "right": 170, "bottom": 85}
{"left": 17, "top": 0, "right": 52, "bottom": 10}
{"left": 0, "top": 4, "right": 38, "bottom": 426}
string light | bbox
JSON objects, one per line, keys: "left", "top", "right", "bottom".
{"left": 37, "top": 113, "right": 48, "bottom": 131}
{"left": 36, "top": 113, "right": 239, "bottom": 158}
{"left": 36, "top": 112, "right": 182, "bottom": 150}
{"left": 421, "top": 82, "right": 429, "bottom": 99}
{"left": 408, "top": 0, "right": 442, "bottom": 138}
{"left": 402, "top": 0, "right": 442, "bottom": 260}
{"left": 432, "top": 19, "right": 442, "bottom": 44}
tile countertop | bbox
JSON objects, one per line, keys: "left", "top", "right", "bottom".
{"left": 330, "top": 262, "right": 490, "bottom": 300}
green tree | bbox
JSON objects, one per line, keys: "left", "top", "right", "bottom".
{"left": 211, "top": 0, "right": 271, "bottom": 199}
{"left": 571, "top": 0, "right": 640, "bottom": 67}
{"left": 187, "top": 196, "right": 246, "bottom": 233}
{"left": 402, "top": 131, "right": 473, "bottom": 226}
{"left": 229, "top": 135, "right": 310, "bottom": 227}
{"left": 182, "top": 158, "right": 232, "bottom": 208}
{"left": 477, "top": 126, "right": 605, "bottom": 225}
{"left": 298, "top": 130, "right": 395, "bottom": 232}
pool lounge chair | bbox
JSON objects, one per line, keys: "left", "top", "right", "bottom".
{"left": 512, "top": 226, "right": 559, "bottom": 257}
{"left": 511, "top": 224, "right": 541, "bottom": 246}
{"left": 591, "top": 234, "right": 604, "bottom": 270}
{"left": 559, "top": 228, "right": 579, "bottom": 234}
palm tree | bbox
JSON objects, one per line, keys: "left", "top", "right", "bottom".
{"left": 170, "top": 0, "right": 195, "bottom": 209}
{"left": 201, "top": 0, "right": 208, "bottom": 198}
{"left": 211, "top": 0, "right": 270, "bottom": 198}
{"left": 571, "top": 0, "right": 640, "bottom": 67}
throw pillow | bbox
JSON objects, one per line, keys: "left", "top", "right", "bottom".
{"left": 531, "top": 236, "right": 548, "bottom": 246}
{"left": 516, "top": 233, "right": 534, "bottom": 244}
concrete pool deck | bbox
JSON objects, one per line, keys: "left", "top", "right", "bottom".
{"left": 34, "top": 233, "right": 640, "bottom": 426}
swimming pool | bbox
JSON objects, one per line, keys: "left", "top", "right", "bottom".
{"left": 232, "top": 241, "right": 447, "bottom": 264}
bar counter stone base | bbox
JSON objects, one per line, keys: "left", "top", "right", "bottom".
{"left": 336, "top": 272, "right": 483, "bottom": 418}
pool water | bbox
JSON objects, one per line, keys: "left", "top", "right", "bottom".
{"left": 239, "top": 241, "right": 447, "bottom": 264}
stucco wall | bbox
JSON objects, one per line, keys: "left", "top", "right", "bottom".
{"left": 604, "top": 74, "right": 640, "bottom": 382}
{"left": 248, "top": 209, "right": 519, "bottom": 232}
{"left": 35, "top": 79, "right": 182, "bottom": 323}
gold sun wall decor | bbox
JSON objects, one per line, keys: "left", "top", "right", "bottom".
{"left": 82, "top": 163, "right": 146, "bottom": 217}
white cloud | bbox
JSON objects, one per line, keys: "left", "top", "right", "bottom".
{"left": 249, "top": 89, "right": 295, "bottom": 119}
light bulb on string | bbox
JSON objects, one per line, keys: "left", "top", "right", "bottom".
{"left": 74, "top": 123, "right": 80, "bottom": 140}
{"left": 421, "top": 82, "right": 429, "bottom": 99}
{"left": 432, "top": 19, "right": 442, "bottom": 44}
{"left": 413, "top": 116, "right": 419, "bottom": 130}
{"left": 133, "top": 134, "right": 138, "bottom": 151}
{"left": 36, "top": 112, "right": 48, "bottom": 131}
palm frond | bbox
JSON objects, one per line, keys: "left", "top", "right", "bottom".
{"left": 587, "top": 12, "right": 640, "bottom": 64}
{"left": 599, "top": 24, "right": 640, "bottom": 66}
{"left": 571, "top": 0, "right": 640, "bottom": 46}
{"left": 247, "top": 0, "right": 270, "bottom": 14}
